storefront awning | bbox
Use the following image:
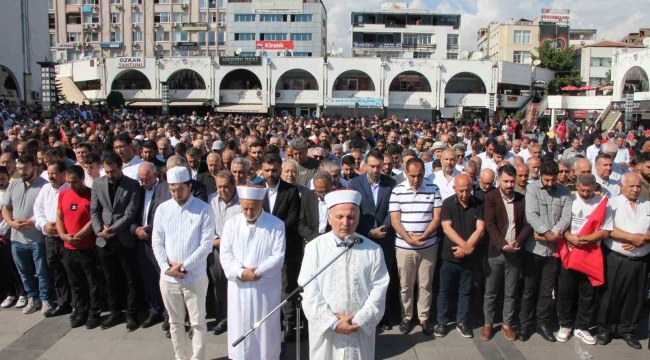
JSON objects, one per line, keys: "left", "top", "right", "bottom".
{"left": 216, "top": 104, "right": 268, "bottom": 113}
{"left": 127, "top": 101, "right": 162, "bottom": 107}
{"left": 171, "top": 101, "right": 208, "bottom": 106}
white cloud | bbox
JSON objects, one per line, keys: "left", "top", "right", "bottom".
{"left": 321, "top": 0, "right": 650, "bottom": 55}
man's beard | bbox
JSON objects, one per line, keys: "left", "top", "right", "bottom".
{"left": 543, "top": 184, "right": 556, "bottom": 191}
{"left": 443, "top": 166, "right": 454, "bottom": 175}
{"left": 266, "top": 175, "right": 279, "bottom": 186}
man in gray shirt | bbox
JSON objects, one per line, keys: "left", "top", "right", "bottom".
{"left": 2, "top": 154, "right": 52, "bottom": 315}
{"left": 520, "top": 159, "right": 572, "bottom": 342}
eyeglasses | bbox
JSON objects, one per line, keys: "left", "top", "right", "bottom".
{"left": 558, "top": 170, "right": 570, "bottom": 174}
{"left": 313, "top": 155, "right": 324, "bottom": 160}
{"left": 457, "top": 154, "right": 464, "bottom": 158}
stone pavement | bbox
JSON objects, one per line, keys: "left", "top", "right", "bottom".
{"left": 0, "top": 307, "right": 648, "bottom": 360}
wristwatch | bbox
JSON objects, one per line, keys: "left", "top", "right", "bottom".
{"left": 180, "top": 266, "right": 187, "bottom": 274}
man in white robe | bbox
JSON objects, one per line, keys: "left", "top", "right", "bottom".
{"left": 299, "top": 190, "right": 390, "bottom": 360}
{"left": 220, "top": 186, "right": 286, "bottom": 360}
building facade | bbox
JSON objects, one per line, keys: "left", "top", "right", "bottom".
{"left": 48, "top": 0, "right": 326, "bottom": 63}
{"left": 479, "top": 18, "right": 540, "bottom": 63}
{"left": 350, "top": 2, "right": 460, "bottom": 60}
{"left": 574, "top": 41, "right": 645, "bottom": 87}
{"left": 621, "top": 28, "right": 650, "bottom": 46}
{"left": 569, "top": 29, "right": 597, "bottom": 47}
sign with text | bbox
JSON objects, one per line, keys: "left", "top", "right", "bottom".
{"left": 219, "top": 56, "right": 262, "bottom": 66}
{"left": 541, "top": 8, "right": 570, "bottom": 25}
{"left": 353, "top": 42, "right": 401, "bottom": 49}
{"left": 174, "top": 42, "right": 199, "bottom": 50}
{"left": 573, "top": 109, "right": 587, "bottom": 119}
{"left": 256, "top": 40, "right": 294, "bottom": 51}
{"left": 99, "top": 42, "right": 123, "bottom": 48}
{"left": 252, "top": 0, "right": 302, "bottom": 13}
{"left": 181, "top": 22, "right": 208, "bottom": 31}
{"left": 55, "top": 43, "right": 75, "bottom": 49}
{"left": 117, "top": 57, "right": 145, "bottom": 68}
{"left": 324, "top": 98, "right": 383, "bottom": 108}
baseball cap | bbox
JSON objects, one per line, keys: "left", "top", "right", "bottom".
{"left": 212, "top": 140, "right": 225, "bottom": 150}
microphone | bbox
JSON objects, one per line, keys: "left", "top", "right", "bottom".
{"left": 344, "top": 235, "right": 364, "bottom": 246}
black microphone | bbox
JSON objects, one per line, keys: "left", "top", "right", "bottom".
{"left": 344, "top": 235, "right": 364, "bottom": 245}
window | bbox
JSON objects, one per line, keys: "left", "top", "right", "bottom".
{"left": 131, "top": 0, "right": 142, "bottom": 3}
{"left": 66, "top": 13, "right": 82, "bottom": 25}
{"left": 89, "top": 32, "right": 99, "bottom": 41}
{"left": 48, "top": 0, "right": 55, "bottom": 10}
{"left": 131, "top": 12, "right": 142, "bottom": 23}
{"left": 239, "top": 52, "right": 255, "bottom": 56}
{"left": 109, "top": 0, "right": 121, "bottom": 4}
{"left": 111, "top": 13, "right": 121, "bottom": 24}
{"left": 447, "top": 52, "right": 458, "bottom": 59}
{"left": 133, "top": 50, "right": 143, "bottom": 57}
{"left": 513, "top": 51, "right": 531, "bottom": 63}
{"left": 155, "top": 30, "right": 170, "bottom": 41}
{"left": 404, "top": 33, "right": 432, "bottom": 45}
{"left": 235, "top": 33, "right": 255, "bottom": 41}
{"left": 110, "top": 50, "right": 123, "bottom": 57}
{"left": 172, "top": 12, "right": 188, "bottom": 22}
{"left": 66, "top": 0, "right": 81, "bottom": 4}
{"left": 219, "top": 12, "right": 226, "bottom": 22}
{"left": 290, "top": 33, "right": 312, "bottom": 41}
{"left": 200, "top": 13, "right": 207, "bottom": 22}
{"left": 260, "top": 14, "right": 283, "bottom": 22}
{"left": 154, "top": 12, "right": 170, "bottom": 23}
{"left": 591, "top": 57, "right": 612, "bottom": 67}
{"left": 154, "top": 0, "right": 170, "bottom": 3}
{"left": 49, "top": 14, "right": 56, "bottom": 29}
{"left": 172, "top": 50, "right": 188, "bottom": 57}
{"left": 447, "top": 34, "right": 459, "bottom": 48}
{"left": 67, "top": 32, "right": 81, "bottom": 42}
{"left": 234, "top": 14, "right": 255, "bottom": 22}
{"left": 83, "top": 13, "right": 100, "bottom": 23}
{"left": 172, "top": 0, "right": 187, "bottom": 3}
{"left": 172, "top": 31, "right": 188, "bottom": 41}
{"left": 261, "top": 33, "right": 286, "bottom": 40}
{"left": 133, "top": 30, "right": 143, "bottom": 42}
{"left": 293, "top": 52, "right": 312, "bottom": 57}
{"left": 513, "top": 30, "right": 531, "bottom": 44}
{"left": 83, "top": 0, "right": 99, "bottom": 4}
{"left": 219, "top": 0, "right": 226, "bottom": 8}
{"left": 155, "top": 50, "right": 171, "bottom": 57}
{"left": 293, "top": 14, "right": 312, "bottom": 22}
{"left": 589, "top": 77, "right": 607, "bottom": 87}
{"left": 414, "top": 52, "right": 431, "bottom": 58}
{"left": 218, "top": 31, "right": 225, "bottom": 45}
{"left": 111, "top": 30, "right": 121, "bottom": 42}
{"left": 49, "top": 34, "right": 56, "bottom": 47}
{"left": 199, "top": 31, "right": 216, "bottom": 45}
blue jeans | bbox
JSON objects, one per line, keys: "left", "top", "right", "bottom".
{"left": 12, "top": 242, "right": 52, "bottom": 301}
{"left": 437, "top": 260, "right": 473, "bottom": 325}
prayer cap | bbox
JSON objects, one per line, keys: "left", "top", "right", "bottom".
{"left": 237, "top": 186, "right": 267, "bottom": 200}
{"left": 167, "top": 167, "right": 190, "bottom": 184}
{"left": 324, "top": 189, "right": 361, "bottom": 209}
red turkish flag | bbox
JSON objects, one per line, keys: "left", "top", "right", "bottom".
{"left": 556, "top": 196, "right": 608, "bottom": 286}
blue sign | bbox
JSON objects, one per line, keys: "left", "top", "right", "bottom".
{"left": 99, "top": 42, "right": 123, "bottom": 49}
{"left": 352, "top": 42, "right": 401, "bottom": 49}
{"left": 324, "top": 98, "right": 383, "bottom": 108}
{"left": 82, "top": 6, "right": 94, "bottom": 12}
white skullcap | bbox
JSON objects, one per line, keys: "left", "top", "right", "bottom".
{"left": 324, "top": 190, "right": 361, "bottom": 209}
{"left": 167, "top": 167, "right": 190, "bottom": 184}
{"left": 237, "top": 186, "right": 267, "bottom": 201}
{"left": 134, "top": 135, "right": 144, "bottom": 141}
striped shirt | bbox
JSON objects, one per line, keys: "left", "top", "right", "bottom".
{"left": 152, "top": 195, "right": 216, "bottom": 284}
{"left": 389, "top": 179, "right": 442, "bottom": 250}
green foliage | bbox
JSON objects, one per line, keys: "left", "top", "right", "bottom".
{"left": 498, "top": 109, "right": 507, "bottom": 121}
{"left": 603, "top": 70, "right": 614, "bottom": 86}
{"left": 548, "top": 70, "right": 583, "bottom": 94}
{"left": 452, "top": 108, "right": 462, "bottom": 121}
{"left": 514, "top": 110, "right": 522, "bottom": 121}
{"left": 106, "top": 91, "right": 125, "bottom": 108}
{"left": 531, "top": 41, "right": 576, "bottom": 72}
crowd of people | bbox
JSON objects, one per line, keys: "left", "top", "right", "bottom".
{"left": 0, "top": 100, "right": 649, "bottom": 360}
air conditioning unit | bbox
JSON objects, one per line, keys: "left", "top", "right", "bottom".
{"left": 74, "top": 42, "right": 82, "bottom": 48}
{"left": 90, "top": 23, "right": 98, "bottom": 29}
{"left": 155, "top": 41, "right": 163, "bottom": 46}
{"left": 172, "top": 22, "right": 178, "bottom": 27}
{"left": 82, "top": 24, "right": 89, "bottom": 29}
{"left": 217, "top": 22, "right": 224, "bottom": 27}
{"left": 180, "top": 4, "right": 188, "bottom": 10}
{"left": 82, "top": 42, "right": 89, "bottom": 47}
{"left": 113, "top": 23, "right": 120, "bottom": 28}
{"left": 131, "top": 23, "right": 138, "bottom": 28}
{"left": 154, "top": 23, "right": 160, "bottom": 27}
{"left": 92, "top": 6, "right": 98, "bottom": 12}
{"left": 115, "top": 4, "right": 123, "bottom": 10}
{"left": 131, "top": 4, "right": 138, "bottom": 10}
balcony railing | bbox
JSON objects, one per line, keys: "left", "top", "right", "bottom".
{"left": 401, "top": 43, "right": 437, "bottom": 51}
{"left": 352, "top": 42, "right": 402, "bottom": 49}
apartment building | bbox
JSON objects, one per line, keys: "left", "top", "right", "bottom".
{"left": 477, "top": 18, "right": 540, "bottom": 64}
{"left": 621, "top": 28, "right": 650, "bottom": 46}
{"left": 569, "top": 29, "right": 597, "bottom": 47}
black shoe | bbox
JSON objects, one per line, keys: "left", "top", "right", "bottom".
{"left": 162, "top": 319, "right": 170, "bottom": 331}
{"left": 399, "top": 319, "right": 412, "bottom": 335}
{"left": 379, "top": 323, "right": 393, "bottom": 331}
{"left": 85, "top": 313, "right": 100, "bottom": 330}
{"left": 518, "top": 324, "right": 531, "bottom": 342}
{"left": 47, "top": 305, "right": 72, "bottom": 318}
{"left": 456, "top": 323, "right": 473, "bottom": 338}
{"left": 283, "top": 324, "right": 296, "bottom": 343}
{"left": 126, "top": 316, "right": 138, "bottom": 332}
{"left": 100, "top": 313, "right": 123, "bottom": 330}
{"left": 69, "top": 307, "right": 79, "bottom": 322}
{"left": 621, "top": 334, "right": 642, "bottom": 350}
{"left": 536, "top": 324, "right": 556, "bottom": 342}
{"left": 71, "top": 313, "right": 88, "bottom": 328}
{"left": 421, "top": 320, "right": 435, "bottom": 336}
{"left": 596, "top": 332, "right": 611, "bottom": 345}
{"left": 142, "top": 313, "right": 163, "bottom": 329}
{"left": 165, "top": 330, "right": 171, "bottom": 338}
{"left": 212, "top": 320, "right": 227, "bottom": 335}
{"left": 434, "top": 323, "right": 446, "bottom": 337}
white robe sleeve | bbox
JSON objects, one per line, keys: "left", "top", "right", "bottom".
{"left": 298, "top": 241, "right": 339, "bottom": 337}
{"left": 254, "top": 222, "right": 286, "bottom": 278}
{"left": 220, "top": 218, "right": 245, "bottom": 282}
{"left": 352, "top": 247, "right": 389, "bottom": 335}
{"left": 182, "top": 206, "right": 216, "bottom": 271}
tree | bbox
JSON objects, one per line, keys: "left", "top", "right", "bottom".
{"left": 603, "top": 70, "right": 614, "bottom": 86}
{"left": 106, "top": 91, "right": 125, "bottom": 108}
{"left": 532, "top": 40, "right": 583, "bottom": 95}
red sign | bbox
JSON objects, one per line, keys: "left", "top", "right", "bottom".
{"left": 255, "top": 41, "right": 294, "bottom": 51}
{"left": 574, "top": 110, "right": 587, "bottom": 119}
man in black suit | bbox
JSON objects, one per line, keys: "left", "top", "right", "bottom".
{"left": 348, "top": 149, "right": 397, "bottom": 330}
{"left": 131, "top": 162, "right": 167, "bottom": 332}
{"left": 141, "top": 140, "right": 166, "bottom": 175}
{"left": 186, "top": 147, "right": 208, "bottom": 180}
{"left": 260, "top": 153, "right": 301, "bottom": 342}
{"left": 196, "top": 153, "right": 221, "bottom": 196}
{"left": 90, "top": 152, "right": 142, "bottom": 331}
{"left": 298, "top": 171, "right": 332, "bottom": 242}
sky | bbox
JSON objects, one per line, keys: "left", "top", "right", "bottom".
{"left": 321, "top": 0, "right": 650, "bottom": 56}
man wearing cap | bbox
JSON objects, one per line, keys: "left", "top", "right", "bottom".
{"left": 221, "top": 185, "right": 286, "bottom": 360}
{"left": 299, "top": 189, "right": 389, "bottom": 360}
{"left": 152, "top": 167, "right": 215, "bottom": 360}
{"left": 212, "top": 140, "right": 225, "bottom": 155}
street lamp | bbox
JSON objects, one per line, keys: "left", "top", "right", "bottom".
{"left": 161, "top": 81, "right": 169, "bottom": 116}
{"left": 37, "top": 61, "right": 57, "bottom": 118}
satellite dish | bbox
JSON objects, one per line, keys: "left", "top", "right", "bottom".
{"left": 524, "top": 58, "right": 532, "bottom": 65}
{"left": 579, "top": 34, "right": 585, "bottom": 40}
{"left": 471, "top": 52, "right": 483, "bottom": 60}
{"left": 533, "top": 59, "right": 542, "bottom": 66}
{"left": 79, "top": 54, "right": 85, "bottom": 60}
{"left": 337, "top": 47, "right": 343, "bottom": 54}
{"left": 461, "top": 51, "right": 469, "bottom": 59}
{"left": 280, "top": 110, "right": 289, "bottom": 117}
{"left": 235, "top": 48, "right": 242, "bottom": 56}
{"left": 643, "top": 38, "right": 650, "bottom": 47}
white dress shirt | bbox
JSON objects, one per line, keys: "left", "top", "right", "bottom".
{"left": 614, "top": 147, "right": 629, "bottom": 164}
{"left": 33, "top": 182, "right": 70, "bottom": 235}
{"left": 141, "top": 180, "right": 158, "bottom": 227}
{"left": 428, "top": 168, "right": 462, "bottom": 201}
{"left": 209, "top": 192, "right": 241, "bottom": 237}
{"left": 122, "top": 155, "right": 144, "bottom": 181}
{"left": 267, "top": 183, "right": 279, "bottom": 213}
{"left": 318, "top": 198, "right": 328, "bottom": 234}
{"left": 586, "top": 144, "right": 601, "bottom": 165}
{"left": 595, "top": 175, "right": 621, "bottom": 198}
{"left": 605, "top": 195, "right": 650, "bottom": 257}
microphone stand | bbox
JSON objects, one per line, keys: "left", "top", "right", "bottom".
{"left": 232, "top": 238, "right": 362, "bottom": 360}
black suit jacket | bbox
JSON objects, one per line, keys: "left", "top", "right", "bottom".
{"left": 484, "top": 190, "right": 532, "bottom": 258}
{"left": 348, "top": 174, "right": 397, "bottom": 256}
{"left": 90, "top": 175, "right": 142, "bottom": 248}
{"left": 263, "top": 180, "right": 301, "bottom": 258}
{"left": 192, "top": 161, "right": 209, "bottom": 178}
{"left": 147, "top": 179, "right": 208, "bottom": 234}
{"left": 298, "top": 190, "right": 331, "bottom": 242}
{"left": 196, "top": 172, "right": 217, "bottom": 196}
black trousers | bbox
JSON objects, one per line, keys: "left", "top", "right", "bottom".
{"left": 556, "top": 266, "right": 596, "bottom": 330}
{"left": 597, "top": 248, "right": 649, "bottom": 336}
{"left": 62, "top": 248, "right": 102, "bottom": 315}
{"left": 96, "top": 240, "right": 139, "bottom": 317}
{"left": 519, "top": 252, "right": 558, "bottom": 327}
{"left": 207, "top": 247, "right": 227, "bottom": 323}
{"left": 281, "top": 255, "right": 302, "bottom": 327}
{"left": 137, "top": 240, "right": 166, "bottom": 317}
{"left": 45, "top": 236, "right": 72, "bottom": 307}
{"left": 379, "top": 247, "right": 395, "bottom": 325}
{"left": 0, "top": 239, "right": 25, "bottom": 298}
